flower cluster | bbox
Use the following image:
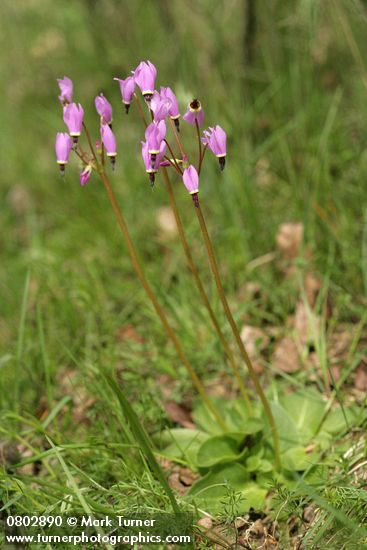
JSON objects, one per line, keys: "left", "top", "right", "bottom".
{"left": 55, "top": 61, "right": 227, "bottom": 197}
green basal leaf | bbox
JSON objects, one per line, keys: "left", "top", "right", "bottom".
{"left": 160, "top": 429, "right": 209, "bottom": 465}
{"left": 187, "top": 463, "right": 266, "bottom": 513}
{"left": 192, "top": 398, "right": 228, "bottom": 435}
{"left": 321, "top": 405, "right": 359, "bottom": 435}
{"left": 196, "top": 434, "right": 242, "bottom": 468}
{"left": 279, "top": 389, "right": 326, "bottom": 442}
{"left": 282, "top": 446, "right": 312, "bottom": 471}
{"left": 246, "top": 455, "right": 262, "bottom": 472}
{"left": 266, "top": 402, "right": 300, "bottom": 451}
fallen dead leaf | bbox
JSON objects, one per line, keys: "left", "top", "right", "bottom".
{"left": 272, "top": 337, "right": 300, "bottom": 373}
{"left": 156, "top": 206, "right": 178, "bottom": 239}
{"left": 164, "top": 400, "right": 195, "bottom": 429}
{"left": 294, "top": 301, "right": 321, "bottom": 347}
{"left": 276, "top": 222, "right": 304, "bottom": 260}
{"left": 116, "top": 325, "right": 144, "bottom": 344}
{"left": 158, "top": 457, "right": 199, "bottom": 496}
{"left": 304, "top": 272, "right": 322, "bottom": 308}
{"left": 240, "top": 325, "right": 269, "bottom": 374}
{"left": 354, "top": 360, "right": 367, "bottom": 391}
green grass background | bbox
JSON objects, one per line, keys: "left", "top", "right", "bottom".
{"left": 1, "top": 0, "right": 367, "bottom": 546}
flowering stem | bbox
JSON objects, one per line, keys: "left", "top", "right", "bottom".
{"left": 195, "top": 119, "right": 202, "bottom": 169}
{"left": 169, "top": 118, "right": 186, "bottom": 160}
{"left": 82, "top": 122, "right": 98, "bottom": 166}
{"left": 133, "top": 93, "right": 148, "bottom": 128}
{"left": 162, "top": 168, "right": 252, "bottom": 413}
{"left": 99, "top": 170, "right": 227, "bottom": 431}
{"left": 164, "top": 140, "right": 183, "bottom": 175}
{"left": 198, "top": 144, "right": 208, "bottom": 176}
{"left": 194, "top": 202, "right": 281, "bottom": 469}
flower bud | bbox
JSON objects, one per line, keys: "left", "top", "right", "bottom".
{"left": 63, "top": 103, "right": 84, "bottom": 143}
{"left": 202, "top": 125, "right": 227, "bottom": 170}
{"left": 80, "top": 165, "right": 92, "bottom": 186}
{"left": 133, "top": 60, "right": 157, "bottom": 101}
{"left": 114, "top": 76, "right": 136, "bottom": 113}
{"left": 55, "top": 132, "right": 72, "bottom": 174}
{"left": 101, "top": 124, "right": 117, "bottom": 169}
{"left": 57, "top": 76, "right": 73, "bottom": 105}
{"left": 95, "top": 94, "right": 113, "bottom": 126}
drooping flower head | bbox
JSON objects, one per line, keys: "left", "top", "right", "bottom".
{"left": 57, "top": 76, "right": 73, "bottom": 105}
{"left": 202, "top": 125, "right": 227, "bottom": 170}
{"left": 95, "top": 94, "right": 113, "bottom": 126}
{"left": 145, "top": 121, "right": 166, "bottom": 154}
{"left": 182, "top": 165, "right": 199, "bottom": 206}
{"left": 55, "top": 132, "right": 72, "bottom": 174}
{"left": 100, "top": 124, "right": 117, "bottom": 169}
{"left": 80, "top": 165, "right": 92, "bottom": 186}
{"left": 141, "top": 140, "right": 167, "bottom": 186}
{"left": 114, "top": 76, "right": 136, "bottom": 113}
{"left": 183, "top": 98, "right": 204, "bottom": 127}
{"left": 150, "top": 91, "right": 172, "bottom": 123}
{"left": 63, "top": 103, "right": 84, "bottom": 142}
{"left": 134, "top": 61, "right": 157, "bottom": 101}
{"left": 160, "top": 87, "right": 180, "bottom": 119}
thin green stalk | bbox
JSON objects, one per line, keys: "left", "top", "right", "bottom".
{"left": 195, "top": 119, "right": 202, "bottom": 168}
{"left": 99, "top": 169, "right": 227, "bottom": 431}
{"left": 162, "top": 168, "right": 252, "bottom": 413}
{"left": 194, "top": 200, "right": 281, "bottom": 469}
{"left": 104, "top": 374, "right": 181, "bottom": 513}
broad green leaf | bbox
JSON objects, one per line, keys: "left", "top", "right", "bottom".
{"left": 282, "top": 446, "right": 311, "bottom": 471}
{"left": 279, "top": 390, "right": 326, "bottom": 442}
{"left": 225, "top": 408, "right": 264, "bottom": 434}
{"left": 187, "top": 464, "right": 266, "bottom": 513}
{"left": 246, "top": 455, "right": 262, "bottom": 472}
{"left": 265, "top": 402, "right": 300, "bottom": 451}
{"left": 192, "top": 399, "right": 228, "bottom": 435}
{"left": 196, "top": 435, "right": 241, "bottom": 468}
{"left": 160, "top": 429, "right": 209, "bottom": 465}
{"left": 321, "top": 406, "right": 359, "bottom": 435}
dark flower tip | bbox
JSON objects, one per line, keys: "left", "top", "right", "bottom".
{"left": 192, "top": 193, "right": 199, "bottom": 208}
{"left": 124, "top": 104, "right": 130, "bottom": 114}
{"left": 219, "top": 157, "right": 226, "bottom": 171}
{"left": 149, "top": 172, "right": 155, "bottom": 188}
{"left": 190, "top": 98, "right": 201, "bottom": 111}
{"left": 59, "top": 164, "right": 66, "bottom": 176}
{"left": 110, "top": 157, "right": 116, "bottom": 171}
{"left": 174, "top": 119, "right": 180, "bottom": 132}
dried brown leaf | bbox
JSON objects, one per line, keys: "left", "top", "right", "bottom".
{"left": 272, "top": 337, "right": 300, "bottom": 373}
{"left": 164, "top": 400, "right": 195, "bottom": 429}
{"left": 240, "top": 325, "right": 269, "bottom": 374}
{"left": 276, "top": 222, "right": 304, "bottom": 260}
{"left": 156, "top": 206, "right": 178, "bottom": 239}
{"left": 354, "top": 361, "right": 367, "bottom": 391}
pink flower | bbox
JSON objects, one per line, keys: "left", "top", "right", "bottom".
{"left": 80, "top": 165, "right": 92, "bottom": 186}
{"left": 63, "top": 103, "right": 84, "bottom": 142}
{"left": 160, "top": 87, "right": 180, "bottom": 119}
{"left": 57, "top": 76, "right": 73, "bottom": 105}
{"left": 202, "top": 125, "right": 227, "bottom": 170}
{"left": 150, "top": 91, "right": 171, "bottom": 122}
{"left": 183, "top": 99, "right": 204, "bottom": 127}
{"left": 141, "top": 140, "right": 166, "bottom": 186}
{"left": 114, "top": 76, "right": 136, "bottom": 113}
{"left": 101, "top": 124, "right": 117, "bottom": 169}
{"left": 95, "top": 94, "right": 113, "bottom": 125}
{"left": 182, "top": 165, "right": 199, "bottom": 194}
{"left": 133, "top": 60, "right": 157, "bottom": 99}
{"left": 145, "top": 121, "right": 166, "bottom": 154}
{"left": 55, "top": 132, "right": 72, "bottom": 174}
